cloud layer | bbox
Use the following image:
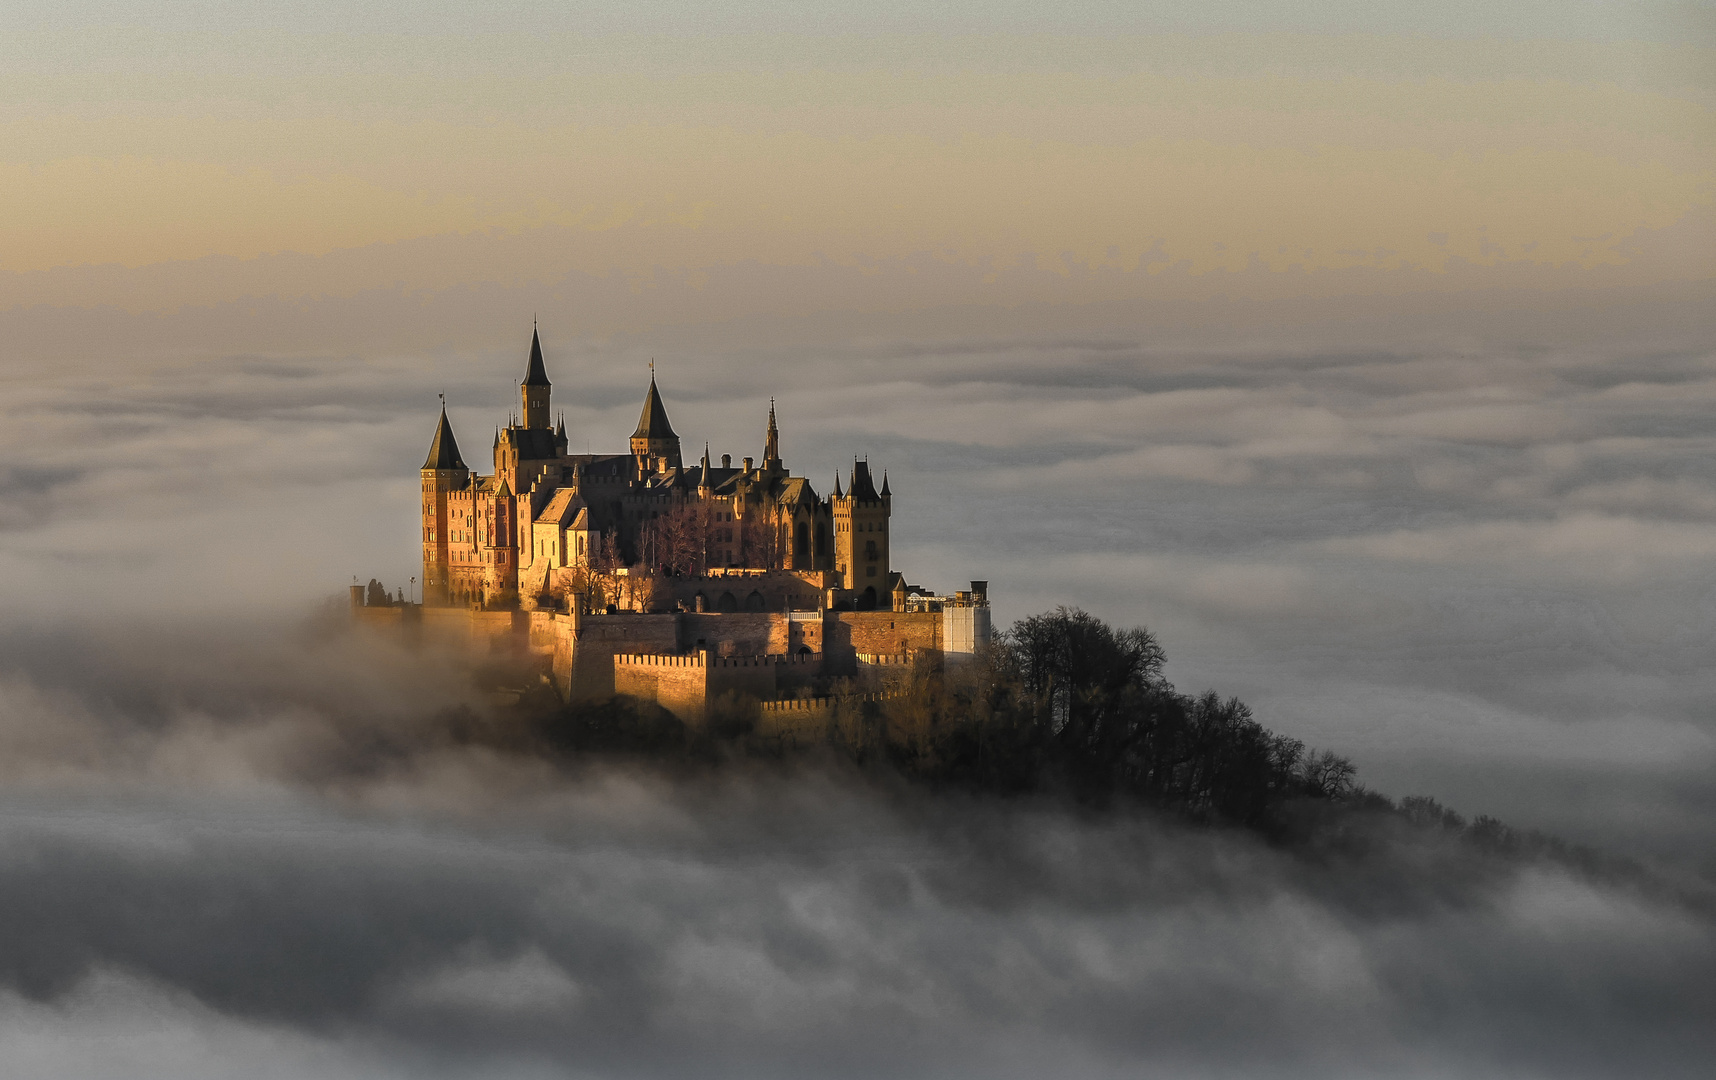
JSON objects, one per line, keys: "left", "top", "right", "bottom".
{"left": 0, "top": 621, "right": 1712, "bottom": 1080}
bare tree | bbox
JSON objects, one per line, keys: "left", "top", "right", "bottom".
{"left": 574, "top": 530, "right": 624, "bottom": 610}
{"left": 739, "top": 510, "right": 782, "bottom": 569}
{"left": 652, "top": 502, "right": 713, "bottom": 577}
{"left": 1297, "top": 749, "right": 1356, "bottom": 799}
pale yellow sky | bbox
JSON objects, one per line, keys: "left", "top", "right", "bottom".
{"left": 1, "top": 29, "right": 1710, "bottom": 327}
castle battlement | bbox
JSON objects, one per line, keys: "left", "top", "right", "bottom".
{"left": 615, "top": 652, "right": 816, "bottom": 670}
{"left": 856, "top": 652, "right": 914, "bottom": 665}
{"left": 759, "top": 691, "right": 898, "bottom": 713}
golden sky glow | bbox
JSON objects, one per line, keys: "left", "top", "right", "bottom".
{"left": 1, "top": 26, "right": 1710, "bottom": 327}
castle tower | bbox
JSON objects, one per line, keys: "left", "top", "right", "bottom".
{"left": 833, "top": 459, "right": 890, "bottom": 604}
{"left": 630, "top": 370, "right": 682, "bottom": 475}
{"left": 521, "top": 323, "right": 551, "bottom": 430}
{"left": 420, "top": 402, "right": 470, "bottom": 606}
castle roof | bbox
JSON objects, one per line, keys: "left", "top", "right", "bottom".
{"left": 632, "top": 376, "right": 678, "bottom": 441}
{"left": 775, "top": 476, "right": 818, "bottom": 506}
{"left": 423, "top": 406, "right": 467, "bottom": 470}
{"left": 539, "top": 487, "right": 586, "bottom": 527}
{"left": 504, "top": 425, "right": 561, "bottom": 461}
{"left": 523, "top": 325, "right": 550, "bottom": 387}
{"left": 848, "top": 459, "right": 880, "bottom": 501}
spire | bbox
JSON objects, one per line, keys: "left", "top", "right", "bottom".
{"left": 523, "top": 323, "right": 550, "bottom": 387}
{"left": 764, "top": 397, "right": 780, "bottom": 466}
{"left": 556, "top": 413, "right": 566, "bottom": 439}
{"left": 631, "top": 374, "right": 678, "bottom": 440}
{"left": 833, "top": 472, "right": 843, "bottom": 498}
{"left": 880, "top": 470, "right": 891, "bottom": 497}
{"left": 492, "top": 427, "right": 499, "bottom": 450}
{"left": 422, "top": 402, "right": 467, "bottom": 471}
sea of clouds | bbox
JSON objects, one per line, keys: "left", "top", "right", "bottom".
{"left": 0, "top": 620, "right": 1711, "bottom": 1079}
{"left": 2, "top": 319, "right": 1715, "bottom": 1074}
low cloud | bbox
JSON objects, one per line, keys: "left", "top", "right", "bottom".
{"left": 1318, "top": 513, "right": 1716, "bottom": 578}
{"left": 0, "top": 621, "right": 1709, "bottom": 1077}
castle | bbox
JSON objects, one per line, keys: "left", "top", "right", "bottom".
{"left": 357, "top": 325, "right": 991, "bottom": 725}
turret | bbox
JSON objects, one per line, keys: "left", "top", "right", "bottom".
{"left": 832, "top": 458, "right": 889, "bottom": 603}
{"left": 420, "top": 402, "right": 470, "bottom": 606}
{"left": 630, "top": 368, "right": 682, "bottom": 475}
{"left": 521, "top": 323, "right": 551, "bottom": 430}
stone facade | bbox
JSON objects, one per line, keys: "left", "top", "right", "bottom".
{"left": 352, "top": 592, "right": 990, "bottom": 725}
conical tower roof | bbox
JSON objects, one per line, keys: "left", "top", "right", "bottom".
{"left": 848, "top": 459, "right": 879, "bottom": 501}
{"left": 523, "top": 324, "right": 550, "bottom": 387}
{"left": 632, "top": 375, "right": 678, "bottom": 440}
{"left": 423, "top": 405, "right": 468, "bottom": 470}
{"left": 880, "top": 471, "right": 891, "bottom": 497}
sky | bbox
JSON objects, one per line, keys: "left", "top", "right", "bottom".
{"left": 1, "top": 1, "right": 1714, "bottom": 1075}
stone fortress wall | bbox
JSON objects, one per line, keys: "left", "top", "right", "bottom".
{"left": 351, "top": 579, "right": 990, "bottom": 725}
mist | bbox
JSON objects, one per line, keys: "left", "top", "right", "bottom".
{"left": 0, "top": 614, "right": 1711, "bottom": 1079}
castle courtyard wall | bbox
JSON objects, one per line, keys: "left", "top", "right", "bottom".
{"left": 613, "top": 652, "right": 782, "bottom": 723}
{"left": 824, "top": 611, "right": 942, "bottom": 670}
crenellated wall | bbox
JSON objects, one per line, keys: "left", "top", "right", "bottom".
{"left": 755, "top": 692, "right": 899, "bottom": 746}
{"left": 611, "top": 650, "right": 808, "bottom": 723}
{"left": 350, "top": 599, "right": 977, "bottom": 734}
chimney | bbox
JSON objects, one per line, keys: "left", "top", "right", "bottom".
{"left": 743, "top": 456, "right": 753, "bottom": 473}
{"left": 722, "top": 454, "right": 731, "bottom": 468}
